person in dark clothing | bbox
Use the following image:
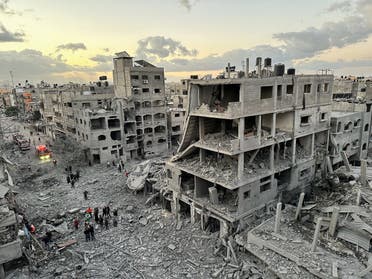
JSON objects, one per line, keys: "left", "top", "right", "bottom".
{"left": 113, "top": 218, "right": 118, "bottom": 227}
{"left": 73, "top": 218, "right": 79, "bottom": 230}
{"left": 106, "top": 206, "right": 111, "bottom": 217}
{"left": 118, "top": 164, "right": 122, "bottom": 173}
{"left": 83, "top": 190, "right": 88, "bottom": 200}
{"left": 99, "top": 215, "right": 104, "bottom": 229}
{"left": 89, "top": 224, "right": 95, "bottom": 240}
{"left": 53, "top": 159, "right": 57, "bottom": 166}
{"left": 112, "top": 160, "right": 115, "bottom": 166}
{"left": 104, "top": 218, "right": 109, "bottom": 230}
{"left": 113, "top": 209, "right": 118, "bottom": 217}
{"left": 88, "top": 161, "right": 92, "bottom": 167}
{"left": 76, "top": 170, "right": 80, "bottom": 180}
{"left": 102, "top": 207, "right": 107, "bottom": 217}
{"left": 67, "top": 176, "right": 71, "bottom": 184}
{"left": 84, "top": 223, "right": 90, "bottom": 241}
{"left": 69, "top": 166, "right": 72, "bottom": 172}
{"left": 71, "top": 179, "right": 75, "bottom": 188}
{"left": 94, "top": 208, "right": 99, "bottom": 222}
{"left": 42, "top": 231, "right": 52, "bottom": 249}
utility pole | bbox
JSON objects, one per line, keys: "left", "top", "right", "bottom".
{"left": 9, "top": 71, "right": 14, "bottom": 89}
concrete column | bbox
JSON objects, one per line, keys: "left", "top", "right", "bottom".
{"left": 341, "top": 151, "right": 352, "bottom": 172}
{"left": 311, "top": 217, "right": 323, "bottom": 252}
{"left": 270, "top": 145, "right": 275, "bottom": 170}
{"left": 295, "top": 192, "right": 305, "bottom": 220}
{"left": 190, "top": 202, "right": 196, "bottom": 224}
{"left": 238, "top": 153, "right": 244, "bottom": 180}
{"left": 361, "top": 159, "right": 367, "bottom": 186}
{"left": 200, "top": 149, "right": 206, "bottom": 163}
{"left": 274, "top": 202, "right": 282, "bottom": 233}
{"left": 326, "top": 156, "right": 333, "bottom": 174}
{"left": 292, "top": 138, "right": 296, "bottom": 165}
{"left": 273, "top": 81, "right": 278, "bottom": 109}
{"left": 271, "top": 113, "right": 276, "bottom": 137}
{"left": 311, "top": 133, "right": 315, "bottom": 157}
{"left": 356, "top": 189, "right": 362, "bottom": 206}
{"left": 239, "top": 117, "right": 245, "bottom": 147}
{"left": 172, "top": 195, "right": 180, "bottom": 222}
{"left": 199, "top": 117, "right": 205, "bottom": 140}
{"left": 329, "top": 207, "right": 340, "bottom": 237}
{"left": 257, "top": 115, "right": 262, "bottom": 143}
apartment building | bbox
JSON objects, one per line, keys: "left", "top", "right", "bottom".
{"left": 166, "top": 81, "right": 189, "bottom": 148}
{"left": 39, "top": 81, "right": 122, "bottom": 163}
{"left": 165, "top": 60, "right": 333, "bottom": 233}
{"left": 113, "top": 51, "right": 168, "bottom": 159}
{"left": 329, "top": 100, "right": 372, "bottom": 165}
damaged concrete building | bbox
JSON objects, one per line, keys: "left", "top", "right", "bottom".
{"left": 165, "top": 80, "right": 189, "bottom": 148}
{"left": 0, "top": 158, "right": 22, "bottom": 279}
{"left": 39, "top": 80, "right": 122, "bottom": 163}
{"left": 113, "top": 51, "right": 168, "bottom": 159}
{"left": 165, "top": 58, "right": 333, "bottom": 232}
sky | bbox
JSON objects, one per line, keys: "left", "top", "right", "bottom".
{"left": 0, "top": 0, "right": 372, "bottom": 86}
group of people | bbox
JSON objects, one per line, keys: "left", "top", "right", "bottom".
{"left": 73, "top": 205, "right": 119, "bottom": 242}
{"left": 106, "top": 159, "right": 128, "bottom": 176}
{"left": 65, "top": 165, "right": 80, "bottom": 188}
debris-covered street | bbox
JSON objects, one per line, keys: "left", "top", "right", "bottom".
{"left": 1, "top": 117, "right": 269, "bottom": 279}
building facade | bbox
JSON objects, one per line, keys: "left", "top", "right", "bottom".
{"left": 165, "top": 63, "right": 333, "bottom": 232}
{"left": 113, "top": 52, "right": 168, "bottom": 159}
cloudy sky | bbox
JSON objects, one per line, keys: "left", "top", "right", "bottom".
{"left": 1, "top": 0, "right": 372, "bottom": 85}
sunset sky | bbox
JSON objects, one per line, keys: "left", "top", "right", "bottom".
{"left": 0, "top": 0, "right": 372, "bottom": 85}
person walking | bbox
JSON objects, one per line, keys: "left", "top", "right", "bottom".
{"left": 73, "top": 217, "right": 79, "bottom": 230}
{"left": 71, "top": 178, "right": 75, "bottom": 188}
{"left": 104, "top": 218, "right": 109, "bottom": 230}
{"left": 84, "top": 223, "right": 90, "bottom": 242}
{"left": 94, "top": 208, "right": 99, "bottom": 223}
{"left": 53, "top": 159, "right": 57, "bottom": 166}
{"left": 83, "top": 190, "right": 88, "bottom": 200}
{"left": 99, "top": 215, "right": 104, "bottom": 229}
{"left": 89, "top": 224, "right": 95, "bottom": 240}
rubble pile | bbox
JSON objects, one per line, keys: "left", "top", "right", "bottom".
{"left": 199, "top": 133, "right": 236, "bottom": 152}
{"left": 177, "top": 154, "right": 238, "bottom": 185}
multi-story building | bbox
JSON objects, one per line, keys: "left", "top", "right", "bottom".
{"left": 0, "top": 184, "right": 22, "bottom": 277}
{"left": 39, "top": 80, "right": 122, "bottom": 164}
{"left": 165, "top": 60, "right": 333, "bottom": 233}
{"left": 113, "top": 51, "right": 168, "bottom": 159}
{"left": 166, "top": 81, "right": 189, "bottom": 148}
{"left": 329, "top": 100, "right": 372, "bottom": 166}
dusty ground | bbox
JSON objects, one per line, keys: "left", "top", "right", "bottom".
{"left": 1, "top": 117, "right": 268, "bottom": 279}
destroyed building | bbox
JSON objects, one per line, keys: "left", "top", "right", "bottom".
{"left": 165, "top": 58, "right": 333, "bottom": 232}
{"left": 165, "top": 81, "right": 189, "bottom": 148}
{"left": 0, "top": 158, "right": 22, "bottom": 278}
{"left": 113, "top": 51, "right": 168, "bottom": 159}
{"left": 39, "top": 80, "right": 122, "bottom": 163}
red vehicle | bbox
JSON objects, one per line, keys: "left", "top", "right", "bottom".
{"left": 36, "top": 145, "right": 52, "bottom": 160}
{"left": 12, "top": 134, "right": 30, "bottom": 151}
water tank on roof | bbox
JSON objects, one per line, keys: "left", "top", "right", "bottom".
{"left": 256, "top": 57, "right": 262, "bottom": 66}
{"left": 264, "top": 58, "right": 272, "bottom": 67}
{"left": 190, "top": 75, "right": 198, "bottom": 79}
{"left": 274, "top": 64, "right": 285, "bottom": 76}
{"left": 99, "top": 76, "right": 107, "bottom": 81}
{"left": 287, "top": 68, "right": 296, "bottom": 75}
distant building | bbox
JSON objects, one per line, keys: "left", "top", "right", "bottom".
{"left": 113, "top": 52, "right": 168, "bottom": 159}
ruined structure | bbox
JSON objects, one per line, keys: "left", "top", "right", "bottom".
{"left": 113, "top": 52, "right": 168, "bottom": 158}
{"left": 39, "top": 81, "right": 120, "bottom": 163}
{"left": 165, "top": 60, "right": 333, "bottom": 232}
{"left": 166, "top": 81, "right": 189, "bottom": 148}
